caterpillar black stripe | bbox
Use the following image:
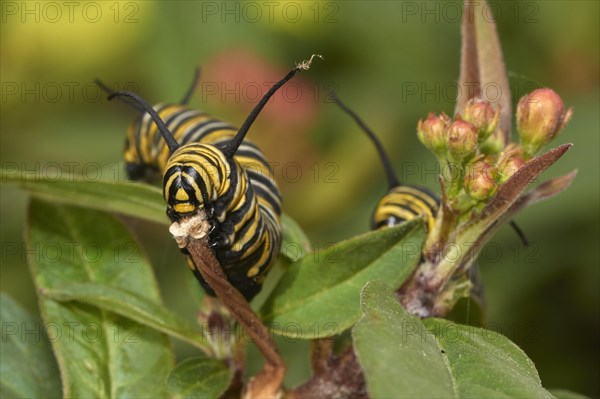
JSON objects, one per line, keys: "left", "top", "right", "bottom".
{"left": 98, "top": 62, "right": 313, "bottom": 301}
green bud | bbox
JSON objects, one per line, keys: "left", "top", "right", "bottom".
{"left": 516, "top": 88, "right": 573, "bottom": 158}
{"left": 417, "top": 112, "right": 450, "bottom": 155}
{"left": 463, "top": 98, "right": 499, "bottom": 143}
{"left": 464, "top": 157, "right": 498, "bottom": 201}
{"left": 479, "top": 130, "right": 505, "bottom": 155}
{"left": 447, "top": 118, "right": 478, "bottom": 163}
{"left": 496, "top": 144, "right": 525, "bottom": 183}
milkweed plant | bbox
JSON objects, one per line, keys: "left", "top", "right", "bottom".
{"left": 1, "top": 1, "right": 584, "bottom": 398}
{"left": 401, "top": 89, "right": 574, "bottom": 318}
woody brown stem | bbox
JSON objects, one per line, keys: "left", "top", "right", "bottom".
{"left": 287, "top": 345, "right": 367, "bottom": 399}
{"left": 310, "top": 338, "right": 334, "bottom": 377}
{"left": 186, "top": 237, "right": 285, "bottom": 398}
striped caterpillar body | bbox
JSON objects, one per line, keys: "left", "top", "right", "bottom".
{"left": 371, "top": 185, "right": 440, "bottom": 232}
{"left": 98, "top": 66, "right": 304, "bottom": 301}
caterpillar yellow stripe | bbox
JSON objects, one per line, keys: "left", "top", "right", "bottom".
{"left": 372, "top": 185, "right": 439, "bottom": 232}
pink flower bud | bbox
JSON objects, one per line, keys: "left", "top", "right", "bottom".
{"left": 464, "top": 158, "right": 499, "bottom": 200}
{"left": 463, "top": 98, "right": 499, "bottom": 142}
{"left": 447, "top": 118, "right": 478, "bottom": 162}
{"left": 417, "top": 113, "right": 450, "bottom": 155}
{"left": 517, "top": 88, "right": 573, "bottom": 157}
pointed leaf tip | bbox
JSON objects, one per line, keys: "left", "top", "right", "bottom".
{"left": 456, "top": 0, "right": 511, "bottom": 144}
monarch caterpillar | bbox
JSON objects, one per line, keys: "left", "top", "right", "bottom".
{"left": 98, "top": 62, "right": 311, "bottom": 301}
{"left": 330, "top": 93, "right": 528, "bottom": 245}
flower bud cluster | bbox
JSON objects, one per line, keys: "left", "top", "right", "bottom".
{"left": 417, "top": 89, "right": 571, "bottom": 204}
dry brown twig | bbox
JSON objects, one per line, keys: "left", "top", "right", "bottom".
{"left": 170, "top": 211, "right": 285, "bottom": 399}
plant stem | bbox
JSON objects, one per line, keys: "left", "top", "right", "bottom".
{"left": 186, "top": 236, "right": 285, "bottom": 398}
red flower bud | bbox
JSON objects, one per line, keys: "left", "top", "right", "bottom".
{"left": 517, "top": 88, "right": 573, "bottom": 157}
{"left": 417, "top": 112, "right": 450, "bottom": 155}
{"left": 463, "top": 98, "right": 499, "bottom": 142}
{"left": 447, "top": 118, "right": 478, "bottom": 162}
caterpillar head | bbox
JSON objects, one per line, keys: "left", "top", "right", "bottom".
{"left": 105, "top": 58, "right": 316, "bottom": 223}
{"left": 164, "top": 166, "right": 204, "bottom": 222}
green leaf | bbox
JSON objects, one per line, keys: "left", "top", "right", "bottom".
{"left": 0, "top": 293, "right": 62, "bottom": 398}
{"left": 2, "top": 167, "right": 166, "bottom": 224}
{"left": 260, "top": 219, "right": 425, "bottom": 338}
{"left": 166, "top": 357, "right": 233, "bottom": 399}
{"left": 26, "top": 199, "right": 174, "bottom": 398}
{"left": 353, "top": 281, "right": 455, "bottom": 398}
{"left": 456, "top": 0, "right": 511, "bottom": 143}
{"left": 280, "top": 214, "right": 311, "bottom": 263}
{"left": 42, "top": 283, "right": 212, "bottom": 354}
{"left": 353, "top": 281, "right": 554, "bottom": 398}
{"left": 423, "top": 318, "right": 552, "bottom": 398}
{"left": 2, "top": 167, "right": 307, "bottom": 260}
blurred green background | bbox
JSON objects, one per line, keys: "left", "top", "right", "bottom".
{"left": 1, "top": 0, "right": 598, "bottom": 396}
